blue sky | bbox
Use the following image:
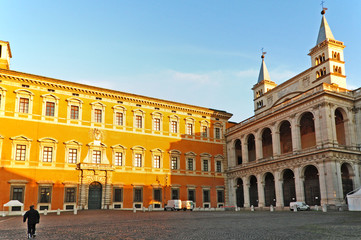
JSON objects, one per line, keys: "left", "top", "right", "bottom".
{"left": 2, "top": 1, "right": 360, "bottom": 121}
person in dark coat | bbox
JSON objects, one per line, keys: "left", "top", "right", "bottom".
{"left": 23, "top": 205, "right": 40, "bottom": 238}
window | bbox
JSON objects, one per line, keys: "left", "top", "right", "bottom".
{"left": 135, "top": 115, "right": 142, "bottom": 128}
{"left": 94, "top": 109, "right": 102, "bottom": 123}
{"left": 216, "top": 161, "right": 222, "bottom": 172}
{"left": 202, "top": 126, "right": 208, "bottom": 137}
{"left": 43, "top": 147, "right": 53, "bottom": 162}
{"left": 217, "top": 190, "right": 224, "bottom": 203}
{"left": 154, "top": 189, "right": 162, "bottom": 202}
{"left": 187, "top": 158, "right": 194, "bottom": 171}
{"left": 39, "top": 187, "right": 51, "bottom": 203}
{"left": 114, "top": 188, "right": 123, "bottom": 202}
{"left": 171, "top": 157, "right": 178, "bottom": 170}
{"left": 171, "top": 121, "right": 178, "bottom": 133}
{"left": 203, "top": 159, "right": 209, "bottom": 172}
{"left": 115, "top": 112, "right": 123, "bottom": 126}
{"left": 11, "top": 187, "right": 25, "bottom": 202}
{"left": 65, "top": 188, "right": 76, "bottom": 203}
{"left": 134, "top": 188, "right": 143, "bottom": 202}
{"left": 172, "top": 188, "right": 179, "bottom": 200}
{"left": 154, "top": 118, "right": 160, "bottom": 131}
{"left": 92, "top": 150, "right": 101, "bottom": 164}
{"left": 187, "top": 123, "right": 193, "bottom": 135}
{"left": 68, "top": 148, "right": 77, "bottom": 164}
{"left": 154, "top": 155, "right": 160, "bottom": 168}
{"left": 19, "top": 98, "right": 29, "bottom": 113}
{"left": 203, "top": 189, "right": 210, "bottom": 203}
{"left": 188, "top": 189, "right": 195, "bottom": 202}
{"left": 70, "top": 105, "right": 79, "bottom": 120}
{"left": 15, "top": 144, "right": 26, "bottom": 161}
{"left": 134, "top": 153, "right": 142, "bottom": 167}
{"left": 45, "top": 102, "right": 55, "bottom": 116}
{"left": 215, "top": 128, "right": 221, "bottom": 139}
{"left": 114, "top": 152, "right": 122, "bottom": 166}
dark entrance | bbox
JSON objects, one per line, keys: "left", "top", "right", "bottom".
{"left": 249, "top": 176, "right": 258, "bottom": 207}
{"left": 282, "top": 169, "right": 296, "bottom": 207}
{"left": 341, "top": 163, "right": 353, "bottom": 202}
{"left": 236, "top": 178, "right": 244, "bottom": 208}
{"left": 88, "top": 182, "right": 102, "bottom": 209}
{"left": 264, "top": 173, "right": 276, "bottom": 207}
{"left": 304, "top": 165, "right": 320, "bottom": 206}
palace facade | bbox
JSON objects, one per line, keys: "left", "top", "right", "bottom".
{"left": 226, "top": 11, "right": 361, "bottom": 209}
{"left": 0, "top": 40, "right": 232, "bottom": 214}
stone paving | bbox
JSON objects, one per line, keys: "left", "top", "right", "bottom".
{"left": 0, "top": 210, "right": 361, "bottom": 240}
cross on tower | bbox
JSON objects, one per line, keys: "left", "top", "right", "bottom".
{"left": 261, "top": 48, "right": 267, "bottom": 58}
{"left": 321, "top": 1, "right": 328, "bottom": 11}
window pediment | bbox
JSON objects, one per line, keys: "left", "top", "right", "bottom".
{"left": 10, "top": 135, "right": 32, "bottom": 142}
{"left": 38, "top": 137, "right": 58, "bottom": 144}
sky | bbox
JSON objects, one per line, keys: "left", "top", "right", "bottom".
{"left": 1, "top": 0, "right": 360, "bottom": 122}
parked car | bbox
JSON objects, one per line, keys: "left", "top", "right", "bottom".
{"left": 182, "top": 200, "right": 194, "bottom": 211}
{"left": 290, "top": 202, "right": 310, "bottom": 211}
{"left": 164, "top": 200, "right": 182, "bottom": 211}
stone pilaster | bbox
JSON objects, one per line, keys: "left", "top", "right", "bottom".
{"left": 242, "top": 136, "right": 248, "bottom": 163}
{"left": 272, "top": 130, "right": 281, "bottom": 157}
{"left": 243, "top": 178, "right": 250, "bottom": 208}
{"left": 255, "top": 131, "right": 263, "bottom": 160}
{"left": 294, "top": 167, "right": 305, "bottom": 202}
{"left": 274, "top": 171, "right": 284, "bottom": 208}
{"left": 290, "top": 116, "right": 301, "bottom": 152}
{"left": 257, "top": 174, "right": 265, "bottom": 207}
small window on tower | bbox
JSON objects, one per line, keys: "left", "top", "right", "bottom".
{"left": 0, "top": 45, "right": 2, "bottom": 58}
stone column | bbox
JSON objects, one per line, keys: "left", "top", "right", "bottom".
{"left": 241, "top": 136, "right": 248, "bottom": 163}
{"left": 257, "top": 174, "right": 265, "bottom": 207}
{"left": 346, "top": 108, "right": 357, "bottom": 148}
{"left": 294, "top": 167, "right": 305, "bottom": 202}
{"left": 318, "top": 103, "right": 336, "bottom": 148}
{"left": 290, "top": 116, "right": 301, "bottom": 152}
{"left": 255, "top": 131, "right": 263, "bottom": 160}
{"left": 103, "top": 183, "right": 112, "bottom": 209}
{"left": 243, "top": 178, "right": 250, "bottom": 208}
{"left": 274, "top": 171, "right": 284, "bottom": 208}
{"left": 354, "top": 107, "right": 361, "bottom": 149}
{"left": 227, "top": 177, "right": 236, "bottom": 207}
{"left": 354, "top": 162, "right": 361, "bottom": 189}
{"left": 272, "top": 130, "right": 281, "bottom": 157}
{"left": 79, "top": 183, "right": 89, "bottom": 210}
{"left": 335, "top": 161, "right": 344, "bottom": 203}
{"left": 318, "top": 161, "right": 328, "bottom": 206}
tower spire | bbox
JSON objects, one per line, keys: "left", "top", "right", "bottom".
{"left": 257, "top": 51, "right": 271, "bottom": 83}
{"left": 316, "top": 6, "right": 334, "bottom": 45}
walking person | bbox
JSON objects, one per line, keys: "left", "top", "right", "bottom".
{"left": 23, "top": 205, "right": 40, "bottom": 239}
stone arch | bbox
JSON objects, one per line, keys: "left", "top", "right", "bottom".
{"left": 282, "top": 169, "right": 296, "bottom": 206}
{"left": 249, "top": 175, "right": 258, "bottom": 207}
{"left": 261, "top": 128, "right": 273, "bottom": 159}
{"left": 234, "top": 139, "right": 242, "bottom": 165}
{"left": 335, "top": 108, "right": 347, "bottom": 146}
{"left": 247, "top": 134, "right": 256, "bottom": 162}
{"left": 279, "top": 120, "right": 292, "bottom": 154}
{"left": 303, "top": 165, "right": 321, "bottom": 206}
{"left": 341, "top": 163, "right": 354, "bottom": 200}
{"left": 263, "top": 172, "right": 276, "bottom": 207}
{"left": 236, "top": 178, "right": 244, "bottom": 208}
{"left": 299, "top": 112, "right": 316, "bottom": 149}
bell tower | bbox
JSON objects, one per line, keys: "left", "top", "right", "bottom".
{"left": 308, "top": 9, "right": 346, "bottom": 88}
{"left": 0, "top": 40, "right": 12, "bottom": 70}
{"left": 252, "top": 53, "right": 277, "bottom": 113}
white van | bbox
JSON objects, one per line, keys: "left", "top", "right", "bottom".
{"left": 289, "top": 202, "right": 310, "bottom": 211}
{"left": 164, "top": 200, "right": 182, "bottom": 211}
{"left": 181, "top": 200, "right": 194, "bottom": 211}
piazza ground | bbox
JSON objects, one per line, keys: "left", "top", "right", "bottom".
{"left": 1, "top": 210, "right": 360, "bottom": 240}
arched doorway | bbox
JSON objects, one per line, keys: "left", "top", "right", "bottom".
{"left": 262, "top": 128, "right": 273, "bottom": 159}
{"left": 341, "top": 163, "right": 354, "bottom": 200}
{"left": 249, "top": 176, "right": 258, "bottom": 207}
{"left": 247, "top": 134, "right": 256, "bottom": 162}
{"left": 300, "top": 112, "right": 316, "bottom": 149}
{"left": 264, "top": 173, "right": 276, "bottom": 207}
{"left": 280, "top": 121, "right": 292, "bottom": 154}
{"left": 88, "top": 182, "right": 102, "bottom": 209}
{"left": 234, "top": 139, "right": 242, "bottom": 165}
{"left": 282, "top": 169, "right": 296, "bottom": 206}
{"left": 335, "top": 109, "right": 346, "bottom": 145}
{"left": 236, "top": 178, "right": 244, "bottom": 208}
{"left": 304, "top": 165, "right": 320, "bottom": 206}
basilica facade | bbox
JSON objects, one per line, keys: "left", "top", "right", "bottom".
{"left": 226, "top": 11, "right": 361, "bottom": 209}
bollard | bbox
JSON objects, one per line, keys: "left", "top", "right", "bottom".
{"left": 294, "top": 206, "right": 297, "bottom": 212}
{"left": 322, "top": 204, "right": 327, "bottom": 212}
{"left": 57, "top": 208, "right": 60, "bottom": 215}
{"left": 315, "top": 205, "right": 319, "bottom": 211}
{"left": 251, "top": 205, "right": 254, "bottom": 212}
{"left": 143, "top": 207, "right": 145, "bottom": 213}
{"left": 133, "top": 207, "right": 136, "bottom": 213}
{"left": 44, "top": 209, "right": 48, "bottom": 215}
{"left": 270, "top": 205, "right": 274, "bottom": 212}
{"left": 74, "top": 208, "right": 78, "bottom": 215}
{"left": 2, "top": 211, "right": 5, "bottom": 217}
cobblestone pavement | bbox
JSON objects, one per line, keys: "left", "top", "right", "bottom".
{"left": 1, "top": 210, "right": 361, "bottom": 240}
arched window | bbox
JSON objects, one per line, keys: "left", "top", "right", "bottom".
{"left": 335, "top": 109, "right": 346, "bottom": 145}
{"left": 322, "top": 53, "right": 325, "bottom": 62}
{"left": 300, "top": 112, "right": 316, "bottom": 149}
{"left": 247, "top": 134, "right": 256, "bottom": 162}
{"left": 234, "top": 139, "right": 242, "bottom": 165}
{"left": 316, "top": 71, "right": 320, "bottom": 78}
{"left": 262, "top": 128, "right": 273, "bottom": 159}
